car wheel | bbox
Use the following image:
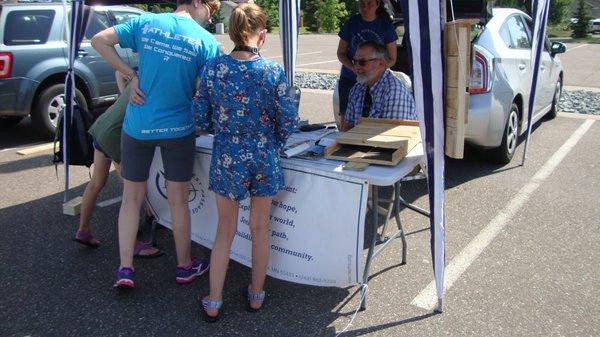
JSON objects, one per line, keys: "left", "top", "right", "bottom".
{"left": 33, "top": 84, "right": 88, "bottom": 137}
{"left": 0, "top": 116, "right": 25, "bottom": 128}
{"left": 491, "top": 103, "right": 519, "bottom": 164}
{"left": 547, "top": 79, "right": 562, "bottom": 119}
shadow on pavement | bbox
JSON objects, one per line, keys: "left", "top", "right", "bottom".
{"left": 339, "top": 312, "right": 440, "bottom": 336}
{"left": 0, "top": 118, "right": 52, "bottom": 150}
{"left": 0, "top": 153, "right": 56, "bottom": 174}
{"left": 0, "top": 181, "right": 358, "bottom": 336}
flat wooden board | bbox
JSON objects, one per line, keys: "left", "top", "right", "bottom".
{"left": 325, "top": 118, "right": 421, "bottom": 165}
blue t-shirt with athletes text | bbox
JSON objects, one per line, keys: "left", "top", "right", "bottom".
{"left": 114, "top": 13, "right": 220, "bottom": 140}
{"left": 338, "top": 14, "right": 398, "bottom": 81}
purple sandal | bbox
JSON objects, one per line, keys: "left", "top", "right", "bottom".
{"left": 133, "top": 241, "right": 164, "bottom": 259}
{"left": 73, "top": 230, "right": 100, "bottom": 248}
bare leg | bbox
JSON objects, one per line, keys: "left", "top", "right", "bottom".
{"left": 248, "top": 196, "right": 272, "bottom": 309}
{"left": 206, "top": 195, "right": 239, "bottom": 316}
{"left": 109, "top": 162, "right": 160, "bottom": 258}
{"left": 166, "top": 180, "right": 192, "bottom": 266}
{"left": 78, "top": 149, "right": 112, "bottom": 243}
{"left": 118, "top": 179, "right": 146, "bottom": 268}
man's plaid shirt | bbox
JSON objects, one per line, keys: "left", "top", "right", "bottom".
{"left": 344, "top": 69, "right": 417, "bottom": 126}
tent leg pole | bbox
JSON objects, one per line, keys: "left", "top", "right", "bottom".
{"left": 361, "top": 185, "right": 380, "bottom": 311}
{"left": 393, "top": 182, "right": 407, "bottom": 265}
{"left": 64, "top": 161, "right": 69, "bottom": 203}
{"left": 435, "top": 298, "right": 444, "bottom": 313}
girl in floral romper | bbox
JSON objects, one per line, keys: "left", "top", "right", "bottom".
{"left": 193, "top": 3, "right": 298, "bottom": 322}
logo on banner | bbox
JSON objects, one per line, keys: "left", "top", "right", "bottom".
{"left": 155, "top": 170, "right": 206, "bottom": 214}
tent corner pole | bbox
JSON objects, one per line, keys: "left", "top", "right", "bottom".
{"left": 434, "top": 298, "right": 443, "bottom": 313}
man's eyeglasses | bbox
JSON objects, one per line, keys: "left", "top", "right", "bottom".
{"left": 352, "top": 58, "right": 378, "bottom": 67}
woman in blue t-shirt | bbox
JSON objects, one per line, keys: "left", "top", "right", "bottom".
{"left": 91, "top": 0, "right": 221, "bottom": 289}
{"left": 336, "top": 0, "right": 398, "bottom": 123}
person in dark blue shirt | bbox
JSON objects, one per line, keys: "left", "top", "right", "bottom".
{"left": 336, "top": 0, "right": 398, "bottom": 126}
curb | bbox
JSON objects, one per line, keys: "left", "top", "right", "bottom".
{"left": 557, "top": 112, "right": 600, "bottom": 120}
{"left": 564, "top": 85, "right": 600, "bottom": 93}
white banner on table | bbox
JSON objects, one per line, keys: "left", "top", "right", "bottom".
{"left": 146, "top": 148, "right": 368, "bottom": 287}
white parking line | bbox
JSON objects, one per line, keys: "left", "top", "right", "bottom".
{"left": 566, "top": 43, "right": 588, "bottom": 52}
{"left": 297, "top": 59, "right": 340, "bottom": 67}
{"left": 266, "top": 51, "right": 322, "bottom": 60}
{"left": 0, "top": 147, "right": 20, "bottom": 153}
{"left": 411, "top": 119, "right": 595, "bottom": 311}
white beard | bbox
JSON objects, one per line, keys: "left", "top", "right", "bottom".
{"left": 356, "top": 73, "right": 369, "bottom": 85}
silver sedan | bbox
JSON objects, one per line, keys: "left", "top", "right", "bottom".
{"left": 467, "top": 8, "right": 565, "bottom": 163}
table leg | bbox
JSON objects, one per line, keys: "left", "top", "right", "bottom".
{"left": 394, "top": 182, "right": 407, "bottom": 265}
{"left": 377, "top": 188, "right": 395, "bottom": 243}
{"left": 361, "top": 185, "right": 380, "bottom": 310}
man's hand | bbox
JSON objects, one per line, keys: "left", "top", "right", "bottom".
{"left": 340, "top": 120, "right": 353, "bottom": 132}
{"left": 129, "top": 77, "right": 146, "bottom": 105}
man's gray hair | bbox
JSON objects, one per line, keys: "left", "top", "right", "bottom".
{"left": 357, "top": 40, "right": 389, "bottom": 61}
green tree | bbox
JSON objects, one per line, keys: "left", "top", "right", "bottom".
{"left": 571, "top": 0, "right": 591, "bottom": 38}
{"left": 493, "top": 0, "right": 571, "bottom": 25}
{"left": 255, "top": 0, "right": 280, "bottom": 32}
{"left": 302, "top": 0, "right": 322, "bottom": 32}
{"left": 548, "top": 0, "right": 572, "bottom": 25}
{"left": 339, "top": 0, "right": 358, "bottom": 26}
{"left": 134, "top": 4, "right": 175, "bottom": 14}
{"left": 314, "top": 0, "right": 347, "bottom": 33}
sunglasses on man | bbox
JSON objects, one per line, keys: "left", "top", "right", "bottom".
{"left": 352, "top": 58, "right": 379, "bottom": 67}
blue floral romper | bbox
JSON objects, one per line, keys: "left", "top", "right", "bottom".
{"left": 193, "top": 55, "right": 299, "bottom": 201}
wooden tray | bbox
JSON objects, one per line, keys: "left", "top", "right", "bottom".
{"left": 325, "top": 118, "right": 421, "bottom": 166}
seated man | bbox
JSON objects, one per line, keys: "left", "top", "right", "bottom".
{"left": 341, "top": 40, "right": 417, "bottom": 131}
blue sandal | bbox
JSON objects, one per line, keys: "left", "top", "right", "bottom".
{"left": 201, "top": 297, "right": 222, "bottom": 323}
{"left": 246, "top": 285, "right": 265, "bottom": 312}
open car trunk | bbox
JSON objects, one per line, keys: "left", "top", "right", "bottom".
{"left": 384, "top": 0, "right": 489, "bottom": 76}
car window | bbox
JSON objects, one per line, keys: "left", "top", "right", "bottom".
{"left": 111, "top": 10, "right": 141, "bottom": 25}
{"left": 84, "top": 11, "right": 112, "bottom": 40}
{"left": 4, "top": 10, "right": 55, "bottom": 45}
{"left": 522, "top": 15, "right": 551, "bottom": 52}
{"left": 499, "top": 24, "right": 512, "bottom": 47}
{"left": 503, "top": 15, "right": 531, "bottom": 49}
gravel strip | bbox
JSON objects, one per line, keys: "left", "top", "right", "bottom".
{"left": 558, "top": 90, "right": 600, "bottom": 115}
{"left": 295, "top": 71, "right": 600, "bottom": 115}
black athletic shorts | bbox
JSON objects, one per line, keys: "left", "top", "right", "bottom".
{"left": 120, "top": 131, "right": 195, "bottom": 182}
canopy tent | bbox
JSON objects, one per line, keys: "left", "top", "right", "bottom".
{"left": 522, "top": 0, "right": 550, "bottom": 164}
{"left": 63, "top": 0, "right": 445, "bottom": 313}
{"left": 398, "top": 0, "right": 446, "bottom": 312}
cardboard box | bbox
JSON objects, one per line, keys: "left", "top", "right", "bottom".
{"left": 325, "top": 118, "right": 421, "bottom": 166}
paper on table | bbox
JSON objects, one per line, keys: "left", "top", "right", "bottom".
{"left": 282, "top": 140, "right": 311, "bottom": 158}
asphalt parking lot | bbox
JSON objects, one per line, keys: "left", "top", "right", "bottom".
{"left": 1, "top": 35, "right": 600, "bottom": 336}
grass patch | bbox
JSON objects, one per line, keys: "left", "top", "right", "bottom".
{"left": 547, "top": 24, "right": 572, "bottom": 38}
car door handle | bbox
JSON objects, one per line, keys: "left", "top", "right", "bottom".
{"left": 518, "top": 64, "right": 526, "bottom": 71}
{"left": 77, "top": 50, "right": 89, "bottom": 57}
